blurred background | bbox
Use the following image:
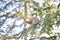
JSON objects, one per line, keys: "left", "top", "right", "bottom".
{"left": 0, "top": 0, "right": 60, "bottom": 40}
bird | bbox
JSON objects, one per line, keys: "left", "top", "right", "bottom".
{"left": 26, "top": 17, "right": 39, "bottom": 25}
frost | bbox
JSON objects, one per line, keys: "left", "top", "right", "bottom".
{"left": 15, "top": 19, "right": 24, "bottom": 26}
{"left": 0, "top": 18, "right": 16, "bottom": 33}
{"left": 8, "top": 27, "right": 23, "bottom": 36}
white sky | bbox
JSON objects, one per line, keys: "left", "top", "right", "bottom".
{"left": 34, "top": 0, "right": 44, "bottom": 7}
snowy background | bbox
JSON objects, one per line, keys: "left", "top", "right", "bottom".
{"left": 0, "top": 0, "right": 60, "bottom": 40}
